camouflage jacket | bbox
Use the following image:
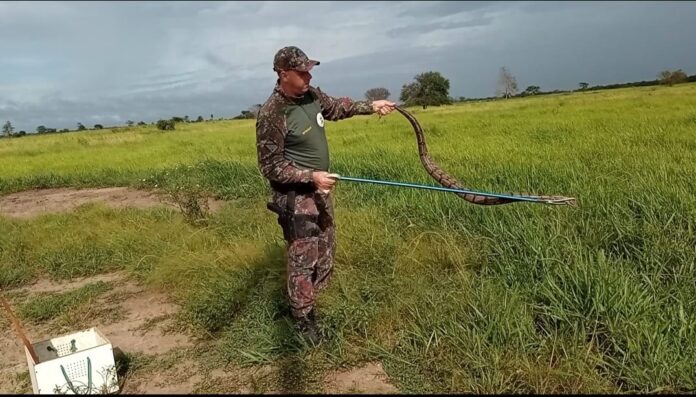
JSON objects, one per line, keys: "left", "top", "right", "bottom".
{"left": 256, "top": 84, "right": 374, "bottom": 184}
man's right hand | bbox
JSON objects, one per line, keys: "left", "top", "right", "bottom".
{"left": 312, "top": 171, "right": 337, "bottom": 192}
{"left": 372, "top": 100, "right": 396, "bottom": 116}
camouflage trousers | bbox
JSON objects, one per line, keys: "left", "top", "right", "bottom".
{"left": 271, "top": 189, "right": 336, "bottom": 319}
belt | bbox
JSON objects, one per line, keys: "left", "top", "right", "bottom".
{"left": 269, "top": 181, "right": 316, "bottom": 195}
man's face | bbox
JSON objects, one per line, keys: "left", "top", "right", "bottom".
{"left": 280, "top": 68, "right": 312, "bottom": 95}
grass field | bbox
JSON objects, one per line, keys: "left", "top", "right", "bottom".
{"left": 1, "top": 83, "right": 695, "bottom": 393}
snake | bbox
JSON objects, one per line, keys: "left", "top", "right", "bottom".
{"left": 394, "top": 106, "right": 577, "bottom": 206}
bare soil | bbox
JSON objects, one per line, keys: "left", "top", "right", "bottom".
{"left": 323, "top": 362, "right": 399, "bottom": 394}
{"left": 0, "top": 187, "right": 224, "bottom": 219}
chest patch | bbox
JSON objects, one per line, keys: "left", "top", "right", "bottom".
{"left": 316, "top": 112, "right": 325, "bottom": 127}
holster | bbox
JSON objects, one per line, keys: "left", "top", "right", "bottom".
{"left": 267, "top": 183, "right": 321, "bottom": 241}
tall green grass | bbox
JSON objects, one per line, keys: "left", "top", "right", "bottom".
{"left": 1, "top": 84, "right": 695, "bottom": 392}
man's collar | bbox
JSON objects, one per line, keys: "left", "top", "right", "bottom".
{"left": 274, "top": 81, "right": 307, "bottom": 101}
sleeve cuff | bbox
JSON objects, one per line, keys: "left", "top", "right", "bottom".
{"left": 355, "top": 100, "right": 374, "bottom": 115}
{"left": 300, "top": 169, "right": 314, "bottom": 184}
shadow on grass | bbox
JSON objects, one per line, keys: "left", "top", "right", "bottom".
{"left": 196, "top": 239, "right": 322, "bottom": 393}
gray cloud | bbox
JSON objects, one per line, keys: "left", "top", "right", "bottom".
{"left": 396, "top": 1, "right": 498, "bottom": 18}
{"left": 1, "top": 1, "right": 695, "bottom": 133}
{"left": 387, "top": 16, "right": 494, "bottom": 37}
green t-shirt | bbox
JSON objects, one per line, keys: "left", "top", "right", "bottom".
{"left": 283, "top": 91, "right": 329, "bottom": 171}
{"left": 256, "top": 84, "right": 373, "bottom": 184}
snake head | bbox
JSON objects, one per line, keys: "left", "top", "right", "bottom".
{"left": 544, "top": 196, "right": 578, "bottom": 206}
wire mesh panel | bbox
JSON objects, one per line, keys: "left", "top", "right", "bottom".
{"left": 63, "top": 358, "right": 89, "bottom": 379}
{"left": 54, "top": 340, "right": 77, "bottom": 357}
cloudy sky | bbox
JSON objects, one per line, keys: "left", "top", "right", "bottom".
{"left": 1, "top": 1, "right": 695, "bottom": 132}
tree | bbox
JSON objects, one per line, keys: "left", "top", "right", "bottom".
{"left": 184, "top": 116, "right": 189, "bottom": 123}
{"left": 233, "top": 110, "right": 255, "bottom": 120}
{"left": 249, "top": 104, "right": 262, "bottom": 118}
{"left": 126, "top": 120, "right": 134, "bottom": 127}
{"left": 171, "top": 116, "right": 184, "bottom": 123}
{"left": 94, "top": 124, "right": 103, "bottom": 129}
{"left": 77, "top": 122, "right": 86, "bottom": 131}
{"left": 670, "top": 70, "right": 688, "bottom": 84}
{"left": 18, "top": 130, "right": 26, "bottom": 136}
{"left": 196, "top": 116, "right": 204, "bottom": 122}
{"left": 36, "top": 125, "right": 47, "bottom": 134}
{"left": 399, "top": 71, "right": 451, "bottom": 109}
{"left": 210, "top": 114, "right": 214, "bottom": 120}
{"left": 659, "top": 69, "right": 688, "bottom": 86}
{"left": 496, "top": 67, "right": 518, "bottom": 99}
{"left": 522, "top": 85, "right": 541, "bottom": 96}
{"left": 233, "top": 105, "right": 262, "bottom": 120}
{"left": 365, "top": 87, "right": 391, "bottom": 101}
{"left": 156, "top": 119, "right": 175, "bottom": 131}
{"left": 578, "top": 82, "right": 589, "bottom": 90}
{"left": 2, "top": 121, "right": 14, "bottom": 137}
{"left": 137, "top": 121, "right": 146, "bottom": 126}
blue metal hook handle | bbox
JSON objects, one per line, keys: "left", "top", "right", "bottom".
{"left": 332, "top": 175, "right": 574, "bottom": 205}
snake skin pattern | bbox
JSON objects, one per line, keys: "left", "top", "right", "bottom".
{"left": 395, "top": 106, "right": 577, "bottom": 206}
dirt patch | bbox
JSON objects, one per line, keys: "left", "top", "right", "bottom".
{"left": 0, "top": 320, "right": 34, "bottom": 394}
{"left": 323, "top": 362, "right": 398, "bottom": 394}
{"left": 0, "top": 272, "right": 193, "bottom": 394}
{"left": 13, "top": 271, "right": 126, "bottom": 295}
{"left": 121, "top": 360, "right": 268, "bottom": 394}
{"left": 0, "top": 187, "right": 224, "bottom": 219}
{"left": 121, "top": 359, "right": 203, "bottom": 394}
{"left": 98, "top": 285, "right": 192, "bottom": 356}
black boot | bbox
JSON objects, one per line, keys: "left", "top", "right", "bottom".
{"left": 296, "top": 310, "right": 322, "bottom": 346}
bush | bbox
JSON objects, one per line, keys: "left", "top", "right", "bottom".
{"left": 164, "top": 183, "right": 210, "bottom": 226}
{"left": 156, "top": 119, "right": 175, "bottom": 131}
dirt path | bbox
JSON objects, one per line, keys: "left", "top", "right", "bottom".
{"left": 0, "top": 187, "right": 224, "bottom": 219}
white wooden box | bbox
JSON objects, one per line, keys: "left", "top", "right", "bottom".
{"left": 25, "top": 327, "right": 119, "bottom": 394}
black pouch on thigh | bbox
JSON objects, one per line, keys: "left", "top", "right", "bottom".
{"left": 267, "top": 190, "right": 321, "bottom": 241}
{"left": 287, "top": 213, "right": 322, "bottom": 240}
{"left": 316, "top": 210, "right": 333, "bottom": 231}
{"left": 314, "top": 193, "right": 334, "bottom": 230}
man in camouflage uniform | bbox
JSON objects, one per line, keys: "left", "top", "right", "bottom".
{"left": 256, "top": 46, "right": 396, "bottom": 344}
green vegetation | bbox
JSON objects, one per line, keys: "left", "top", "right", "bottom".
{"left": 1, "top": 84, "right": 695, "bottom": 393}
{"left": 18, "top": 281, "right": 112, "bottom": 323}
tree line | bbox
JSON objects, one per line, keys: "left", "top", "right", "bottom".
{"left": 360, "top": 67, "right": 694, "bottom": 109}
{"left": 3, "top": 68, "right": 693, "bottom": 139}
{"left": 1, "top": 114, "right": 222, "bottom": 137}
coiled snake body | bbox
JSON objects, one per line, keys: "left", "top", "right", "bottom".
{"left": 395, "top": 106, "right": 577, "bottom": 206}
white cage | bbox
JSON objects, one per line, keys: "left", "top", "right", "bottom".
{"left": 25, "top": 327, "right": 119, "bottom": 394}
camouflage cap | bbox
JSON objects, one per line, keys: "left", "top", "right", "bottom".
{"left": 273, "top": 46, "right": 320, "bottom": 72}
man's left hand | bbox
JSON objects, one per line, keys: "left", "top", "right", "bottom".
{"left": 372, "top": 100, "right": 396, "bottom": 116}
